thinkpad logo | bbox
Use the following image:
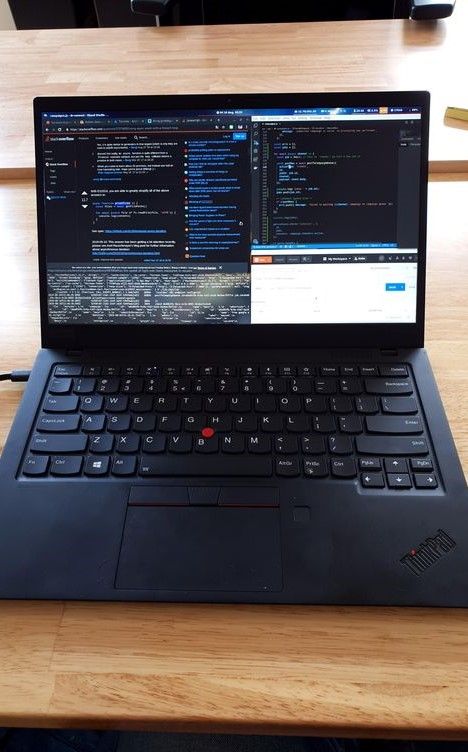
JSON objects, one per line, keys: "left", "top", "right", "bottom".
{"left": 401, "top": 529, "right": 456, "bottom": 575}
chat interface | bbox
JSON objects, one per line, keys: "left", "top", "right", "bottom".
{"left": 41, "top": 105, "right": 422, "bottom": 325}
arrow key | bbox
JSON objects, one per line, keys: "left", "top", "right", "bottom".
{"left": 387, "top": 473, "right": 412, "bottom": 489}
{"left": 361, "top": 472, "right": 385, "bottom": 488}
{"left": 384, "top": 457, "right": 407, "bottom": 474}
{"left": 413, "top": 473, "right": 438, "bottom": 489}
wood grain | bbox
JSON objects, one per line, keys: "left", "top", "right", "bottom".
{"left": 0, "top": 176, "right": 467, "bottom": 736}
{"left": 1, "top": 2, "right": 468, "bottom": 175}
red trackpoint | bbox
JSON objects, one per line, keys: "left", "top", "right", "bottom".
{"left": 201, "top": 427, "right": 215, "bottom": 438}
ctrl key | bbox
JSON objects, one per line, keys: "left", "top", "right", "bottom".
{"left": 23, "top": 455, "right": 49, "bottom": 476}
{"left": 50, "top": 455, "right": 83, "bottom": 476}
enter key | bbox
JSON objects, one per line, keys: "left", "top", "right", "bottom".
{"left": 365, "top": 416, "right": 423, "bottom": 434}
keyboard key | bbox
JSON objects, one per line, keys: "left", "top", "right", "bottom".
{"left": 168, "top": 434, "right": 192, "bottom": 453}
{"left": 241, "top": 365, "right": 258, "bottom": 376}
{"left": 320, "top": 366, "right": 339, "bottom": 376}
{"left": 340, "top": 366, "right": 359, "bottom": 376}
{"left": 50, "top": 456, "right": 83, "bottom": 476}
{"left": 387, "top": 473, "right": 412, "bottom": 489}
{"left": 205, "top": 396, "right": 227, "bottom": 412}
{"left": 413, "top": 473, "right": 438, "bottom": 489}
{"left": 229, "top": 395, "right": 251, "bottom": 412}
{"left": 81, "top": 414, "right": 106, "bottom": 433}
{"left": 356, "top": 437, "right": 428, "bottom": 455}
{"left": 359, "top": 365, "right": 379, "bottom": 376}
{"left": 154, "top": 395, "right": 177, "bottom": 412}
{"left": 162, "top": 366, "right": 179, "bottom": 376}
{"left": 330, "top": 396, "right": 353, "bottom": 414}
{"left": 83, "top": 365, "right": 101, "bottom": 376}
{"left": 209, "top": 415, "right": 232, "bottom": 431}
{"left": 247, "top": 435, "right": 271, "bottom": 454}
{"left": 260, "top": 414, "right": 283, "bottom": 432}
{"left": 122, "top": 377, "right": 144, "bottom": 394}
{"left": 112, "top": 456, "right": 137, "bottom": 476}
{"left": 145, "top": 377, "right": 167, "bottom": 394}
{"left": 275, "top": 435, "right": 298, "bottom": 454}
{"left": 259, "top": 365, "right": 277, "bottom": 376}
{"left": 312, "top": 415, "right": 336, "bottom": 433}
{"left": 116, "top": 434, "right": 140, "bottom": 453}
{"left": 410, "top": 458, "right": 433, "bottom": 472}
{"left": 89, "top": 434, "right": 114, "bottom": 453}
{"left": 381, "top": 396, "right": 418, "bottom": 414}
{"left": 181, "top": 366, "right": 198, "bottom": 377}
{"left": 380, "top": 365, "right": 408, "bottom": 377}
{"left": 193, "top": 377, "right": 215, "bottom": 394}
{"left": 279, "top": 396, "right": 301, "bottom": 413}
{"left": 142, "top": 433, "right": 166, "bottom": 453}
{"left": 365, "top": 378, "right": 413, "bottom": 395}
{"left": 234, "top": 414, "right": 257, "bottom": 432}
{"left": 339, "top": 378, "right": 362, "bottom": 395}
{"left": 219, "top": 366, "right": 236, "bottom": 376}
{"left": 359, "top": 457, "right": 381, "bottom": 470}
{"left": 221, "top": 434, "right": 245, "bottom": 453}
{"left": 84, "top": 456, "right": 110, "bottom": 476}
{"left": 122, "top": 366, "right": 139, "bottom": 376}
{"left": 297, "top": 365, "right": 315, "bottom": 377}
{"left": 102, "top": 366, "right": 120, "bottom": 376}
{"left": 265, "top": 378, "right": 287, "bottom": 395}
{"left": 276, "top": 457, "right": 300, "bottom": 476}
{"left": 169, "top": 377, "right": 191, "bottom": 394}
{"left": 140, "top": 366, "right": 160, "bottom": 376}
{"left": 241, "top": 378, "right": 262, "bottom": 394}
{"left": 355, "top": 396, "right": 379, "bottom": 414}
{"left": 304, "top": 396, "right": 327, "bottom": 413}
{"left": 331, "top": 458, "right": 357, "bottom": 478}
{"left": 184, "top": 415, "right": 205, "bottom": 432}
{"left": 366, "top": 416, "right": 423, "bottom": 434}
{"left": 158, "top": 415, "right": 182, "bottom": 432}
{"left": 285, "top": 415, "right": 309, "bottom": 432}
{"left": 37, "top": 414, "right": 80, "bottom": 432}
{"left": 54, "top": 365, "right": 82, "bottom": 377}
{"left": 384, "top": 458, "right": 408, "bottom": 473}
{"left": 181, "top": 396, "right": 202, "bottom": 412}
{"left": 254, "top": 395, "right": 276, "bottom": 413}
{"left": 49, "top": 377, "right": 72, "bottom": 394}
{"left": 195, "top": 436, "right": 219, "bottom": 453}
{"left": 108, "top": 414, "right": 131, "bottom": 433}
{"left": 133, "top": 414, "right": 157, "bottom": 432}
{"left": 328, "top": 435, "right": 353, "bottom": 455}
{"left": 339, "top": 415, "right": 363, "bottom": 434}
{"left": 97, "top": 378, "right": 120, "bottom": 394}
{"left": 81, "top": 395, "right": 104, "bottom": 413}
{"left": 23, "top": 455, "right": 49, "bottom": 476}
{"left": 361, "top": 472, "right": 385, "bottom": 488}
{"left": 279, "top": 366, "right": 296, "bottom": 377}
{"left": 31, "top": 434, "right": 87, "bottom": 454}
{"left": 303, "top": 457, "right": 328, "bottom": 477}
{"left": 315, "top": 378, "right": 337, "bottom": 394}
{"left": 301, "top": 435, "right": 326, "bottom": 454}
{"left": 104, "top": 395, "right": 128, "bottom": 413}
{"left": 129, "top": 395, "right": 153, "bottom": 412}
{"left": 139, "top": 456, "right": 272, "bottom": 476}
{"left": 290, "top": 377, "right": 312, "bottom": 394}
{"left": 43, "top": 395, "right": 79, "bottom": 413}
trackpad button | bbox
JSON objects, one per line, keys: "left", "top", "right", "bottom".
{"left": 115, "top": 507, "right": 282, "bottom": 592}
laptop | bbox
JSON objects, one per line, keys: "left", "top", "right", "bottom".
{"left": 0, "top": 91, "right": 466, "bottom": 604}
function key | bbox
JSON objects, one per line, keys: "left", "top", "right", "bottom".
{"left": 219, "top": 365, "right": 237, "bottom": 376}
{"left": 279, "top": 365, "right": 296, "bottom": 377}
{"left": 361, "top": 472, "right": 385, "bottom": 488}
{"left": 359, "top": 457, "right": 381, "bottom": 470}
{"left": 102, "top": 365, "right": 120, "bottom": 376}
{"left": 140, "top": 366, "right": 160, "bottom": 376}
{"left": 23, "top": 455, "right": 49, "bottom": 476}
{"left": 182, "top": 366, "right": 199, "bottom": 376}
{"left": 241, "top": 365, "right": 258, "bottom": 376}
{"left": 384, "top": 458, "right": 407, "bottom": 474}
{"left": 297, "top": 365, "right": 315, "bottom": 377}
{"left": 259, "top": 365, "right": 277, "bottom": 376}
{"left": 162, "top": 366, "right": 180, "bottom": 376}
{"left": 359, "top": 365, "right": 378, "bottom": 377}
{"left": 379, "top": 365, "right": 409, "bottom": 377}
{"left": 320, "top": 366, "right": 339, "bottom": 376}
{"left": 340, "top": 366, "right": 359, "bottom": 376}
{"left": 387, "top": 473, "right": 412, "bottom": 489}
{"left": 413, "top": 473, "right": 438, "bottom": 489}
{"left": 200, "top": 366, "right": 217, "bottom": 376}
{"left": 54, "top": 364, "right": 82, "bottom": 377}
{"left": 49, "top": 377, "right": 72, "bottom": 395}
{"left": 410, "top": 458, "right": 433, "bottom": 472}
{"left": 122, "top": 366, "right": 139, "bottom": 376}
{"left": 83, "top": 365, "right": 101, "bottom": 376}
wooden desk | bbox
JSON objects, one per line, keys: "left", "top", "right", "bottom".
{"left": 0, "top": 177, "right": 467, "bottom": 738}
{"left": 1, "top": 2, "right": 468, "bottom": 177}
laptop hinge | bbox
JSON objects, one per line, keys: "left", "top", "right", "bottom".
{"left": 66, "top": 349, "right": 84, "bottom": 357}
{"left": 380, "top": 349, "right": 399, "bottom": 356}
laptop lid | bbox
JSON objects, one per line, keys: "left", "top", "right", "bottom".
{"left": 33, "top": 91, "right": 429, "bottom": 351}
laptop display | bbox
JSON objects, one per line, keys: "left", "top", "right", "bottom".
{"left": 39, "top": 103, "right": 422, "bottom": 327}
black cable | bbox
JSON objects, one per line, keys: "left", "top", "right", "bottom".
{"left": 0, "top": 370, "right": 31, "bottom": 382}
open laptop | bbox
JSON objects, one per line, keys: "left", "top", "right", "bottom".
{"left": 0, "top": 91, "right": 466, "bottom": 604}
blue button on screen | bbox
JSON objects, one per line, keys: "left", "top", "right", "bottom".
{"left": 232, "top": 132, "right": 247, "bottom": 140}
{"left": 386, "top": 283, "right": 405, "bottom": 291}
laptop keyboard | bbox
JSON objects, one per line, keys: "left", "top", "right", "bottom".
{"left": 20, "top": 362, "right": 439, "bottom": 490}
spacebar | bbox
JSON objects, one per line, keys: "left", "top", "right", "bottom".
{"left": 139, "top": 456, "right": 272, "bottom": 477}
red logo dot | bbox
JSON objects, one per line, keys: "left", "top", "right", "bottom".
{"left": 201, "top": 427, "right": 215, "bottom": 438}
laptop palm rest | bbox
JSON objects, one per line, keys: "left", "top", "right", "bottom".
{"left": 115, "top": 504, "right": 283, "bottom": 592}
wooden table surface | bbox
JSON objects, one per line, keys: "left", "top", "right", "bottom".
{"left": 0, "top": 175, "right": 467, "bottom": 738}
{"left": 1, "top": 3, "right": 468, "bottom": 176}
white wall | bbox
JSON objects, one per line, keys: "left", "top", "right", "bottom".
{"left": 0, "top": 0, "right": 15, "bottom": 29}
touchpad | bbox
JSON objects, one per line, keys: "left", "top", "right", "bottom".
{"left": 115, "top": 507, "right": 283, "bottom": 592}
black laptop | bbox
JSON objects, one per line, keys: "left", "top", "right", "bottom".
{"left": 0, "top": 91, "right": 466, "bottom": 604}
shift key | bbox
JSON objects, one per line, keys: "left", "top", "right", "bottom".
{"left": 31, "top": 433, "right": 87, "bottom": 453}
{"left": 356, "top": 436, "right": 428, "bottom": 455}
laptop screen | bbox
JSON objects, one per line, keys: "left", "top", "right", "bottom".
{"left": 39, "top": 103, "right": 422, "bottom": 327}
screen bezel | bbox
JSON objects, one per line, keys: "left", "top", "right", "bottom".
{"left": 34, "top": 91, "right": 429, "bottom": 350}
